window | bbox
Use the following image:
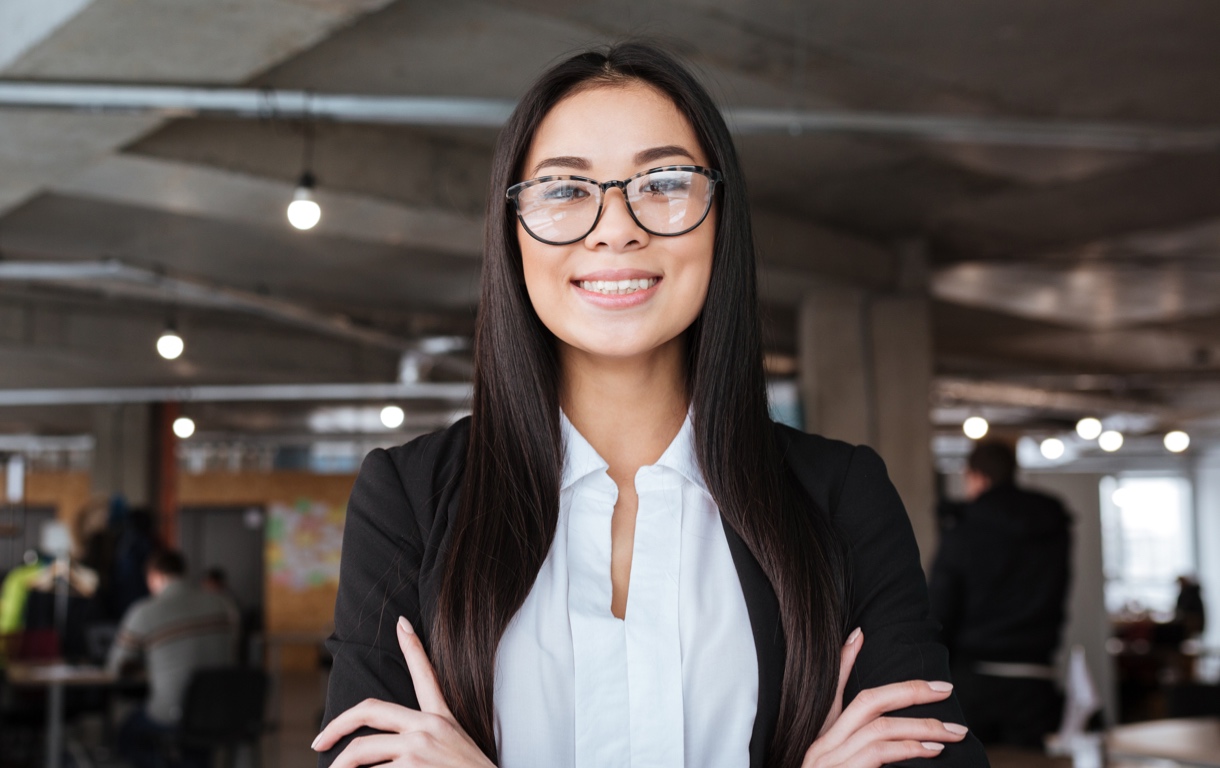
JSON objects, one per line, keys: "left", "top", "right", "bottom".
{"left": 1099, "top": 475, "right": 1195, "bottom": 615}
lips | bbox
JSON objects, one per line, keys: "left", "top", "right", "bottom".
{"left": 570, "top": 272, "right": 661, "bottom": 308}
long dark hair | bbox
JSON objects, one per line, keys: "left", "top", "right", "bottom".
{"left": 432, "top": 41, "right": 848, "bottom": 768}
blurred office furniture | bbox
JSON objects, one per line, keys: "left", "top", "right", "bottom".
{"left": 5, "top": 661, "right": 120, "bottom": 768}
{"left": 1106, "top": 717, "right": 1220, "bottom": 767}
{"left": 163, "top": 666, "right": 269, "bottom": 768}
{"left": 1110, "top": 617, "right": 1197, "bottom": 722}
{"left": 1166, "top": 683, "right": 1220, "bottom": 718}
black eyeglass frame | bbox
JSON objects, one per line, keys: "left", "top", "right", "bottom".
{"left": 506, "top": 165, "right": 724, "bottom": 245}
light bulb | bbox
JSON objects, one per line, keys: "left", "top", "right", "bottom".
{"left": 963, "top": 416, "right": 989, "bottom": 440}
{"left": 380, "top": 405, "right": 405, "bottom": 429}
{"left": 172, "top": 417, "right": 196, "bottom": 439}
{"left": 1098, "top": 430, "right": 1124, "bottom": 452}
{"left": 1040, "top": 437, "right": 1065, "bottom": 460}
{"left": 1164, "top": 430, "right": 1190, "bottom": 453}
{"left": 157, "top": 330, "right": 184, "bottom": 360}
{"left": 287, "top": 172, "right": 321, "bottom": 230}
{"left": 1076, "top": 417, "right": 1103, "bottom": 441}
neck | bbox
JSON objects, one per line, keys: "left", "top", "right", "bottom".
{"left": 560, "top": 339, "right": 689, "bottom": 480}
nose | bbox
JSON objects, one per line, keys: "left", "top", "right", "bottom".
{"left": 584, "top": 186, "right": 649, "bottom": 251}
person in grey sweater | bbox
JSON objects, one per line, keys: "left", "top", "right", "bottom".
{"left": 107, "top": 549, "right": 238, "bottom": 768}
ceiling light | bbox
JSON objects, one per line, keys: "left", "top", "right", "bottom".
{"left": 1164, "top": 430, "right": 1190, "bottom": 453}
{"left": 963, "top": 416, "right": 989, "bottom": 440}
{"left": 287, "top": 171, "right": 321, "bottom": 230}
{"left": 380, "top": 405, "right": 405, "bottom": 429}
{"left": 1040, "top": 437, "right": 1065, "bottom": 460}
{"left": 157, "top": 327, "right": 184, "bottom": 360}
{"left": 172, "top": 416, "right": 196, "bottom": 439}
{"left": 1098, "top": 430, "right": 1124, "bottom": 452}
{"left": 1075, "top": 417, "right": 1103, "bottom": 441}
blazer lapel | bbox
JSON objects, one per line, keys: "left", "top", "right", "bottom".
{"left": 719, "top": 513, "right": 785, "bottom": 768}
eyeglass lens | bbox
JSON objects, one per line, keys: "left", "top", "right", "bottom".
{"left": 515, "top": 169, "right": 715, "bottom": 244}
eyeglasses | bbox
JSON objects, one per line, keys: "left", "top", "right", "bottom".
{"left": 506, "top": 165, "right": 723, "bottom": 245}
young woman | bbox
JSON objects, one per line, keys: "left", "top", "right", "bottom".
{"left": 312, "top": 43, "right": 988, "bottom": 768}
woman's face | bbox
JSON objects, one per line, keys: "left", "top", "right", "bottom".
{"left": 516, "top": 82, "right": 716, "bottom": 364}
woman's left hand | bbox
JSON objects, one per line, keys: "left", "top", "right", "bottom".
{"left": 311, "top": 616, "right": 496, "bottom": 768}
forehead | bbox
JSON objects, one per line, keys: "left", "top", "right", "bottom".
{"left": 524, "top": 82, "right": 707, "bottom": 172}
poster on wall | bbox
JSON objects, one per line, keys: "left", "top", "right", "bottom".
{"left": 266, "top": 499, "right": 344, "bottom": 591}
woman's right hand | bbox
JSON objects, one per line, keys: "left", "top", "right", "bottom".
{"left": 802, "top": 628, "right": 969, "bottom": 768}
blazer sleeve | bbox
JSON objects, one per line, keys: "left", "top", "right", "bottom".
{"left": 317, "top": 447, "right": 426, "bottom": 768}
{"left": 835, "top": 445, "right": 990, "bottom": 767}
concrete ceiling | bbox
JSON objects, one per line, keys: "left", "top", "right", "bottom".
{"left": 3, "top": 0, "right": 1220, "bottom": 451}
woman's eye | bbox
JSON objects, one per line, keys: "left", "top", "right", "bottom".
{"left": 541, "top": 183, "right": 590, "bottom": 202}
{"left": 641, "top": 176, "right": 691, "bottom": 195}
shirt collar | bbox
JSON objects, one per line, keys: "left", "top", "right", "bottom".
{"left": 559, "top": 409, "right": 710, "bottom": 496}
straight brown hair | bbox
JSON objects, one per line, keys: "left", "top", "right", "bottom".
{"left": 431, "top": 41, "right": 848, "bottom": 768}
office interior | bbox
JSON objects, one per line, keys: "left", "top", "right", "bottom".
{"left": 1, "top": 1, "right": 1219, "bottom": 767}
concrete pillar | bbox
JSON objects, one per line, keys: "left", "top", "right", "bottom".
{"left": 871, "top": 294, "right": 936, "bottom": 568}
{"left": 797, "top": 282, "right": 872, "bottom": 446}
{"left": 797, "top": 243, "right": 937, "bottom": 568}
{"left": 90, "top": 403, "right": 152, "bottom": 508}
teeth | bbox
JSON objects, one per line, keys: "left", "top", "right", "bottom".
{"left": 578, "top": 278, "right": 658, "bottom": 295}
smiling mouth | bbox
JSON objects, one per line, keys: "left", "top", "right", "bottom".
{"left": 575, "top": 277, "right": 659, "bottom": 296}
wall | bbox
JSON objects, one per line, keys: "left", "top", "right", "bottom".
{"left": 1194, "top": 452, "right": 1220, "bottom": 664}
{"left": 1022, "top": 471, "right": 1117, "bottom": 726}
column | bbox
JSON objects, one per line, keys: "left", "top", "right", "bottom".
{"left": 796, "top": 244, "right": 937, "bottom": 570}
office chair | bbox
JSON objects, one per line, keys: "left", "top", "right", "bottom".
{"left": 163, "top": 666, "right": 269, "bottom": 768}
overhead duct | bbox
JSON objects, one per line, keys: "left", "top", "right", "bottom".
{"left": 0, "top": 381, "right": 472, "bottom": 407}
{"left": 1, "top": 81, "right": 1219, "bottom": 151}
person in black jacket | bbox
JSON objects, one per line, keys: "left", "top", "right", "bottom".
{"left": 312, "top": 41, "right": 988, "bottom": 768}
{"left": 929, "top": 440, "right": 1072, "bottom": 748}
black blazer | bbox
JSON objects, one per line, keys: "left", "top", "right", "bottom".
{"left": 319, "top": 418, "right": 989, "bottom": 768}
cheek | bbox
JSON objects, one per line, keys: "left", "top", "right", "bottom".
{"left": 519, "top": 236, "right": 565, "bottom": 325}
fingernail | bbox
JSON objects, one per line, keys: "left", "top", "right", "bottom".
{"left": 398, "top": 616, "right": 414, "bottom": 635}
{"left": 921, "top": 742, "right": 945, "bottom": 751}
{"left": 846, "top": 627, "right": 862, "bottom": 645}
{"left": 944, "top": 723, "right": 968, "bottom": 734}
{"left": 927, "top": 680, "right": 954, "bottom": 692}
{"left": 310, "top": 735, "right": 321, "bottom": 751}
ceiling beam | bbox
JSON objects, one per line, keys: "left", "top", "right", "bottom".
{"left": 56, "top": 154, "right": 482, "bottom": 258}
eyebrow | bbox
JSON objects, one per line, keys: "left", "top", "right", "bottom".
{"left": 529, "top": 145, "right": 697, "bottom": 178}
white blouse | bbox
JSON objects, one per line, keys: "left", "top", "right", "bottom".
{"left": 493, "top": 412, "right": 758, "bottom": 767}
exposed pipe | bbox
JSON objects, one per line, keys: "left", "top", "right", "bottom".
{"left": 0, "top": 381, "right": 473, "bottom": 407}
{"left": 2, "top": 80, "right": 1219, "bottom": 151}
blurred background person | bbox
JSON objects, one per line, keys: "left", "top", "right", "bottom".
{"left": 107, "top": 549, "right": 239, "bottom": 768}
{"left": 929, "top": 439, "right": 1073, "bottom": 748}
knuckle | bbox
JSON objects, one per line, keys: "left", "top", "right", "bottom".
{"left": 865, "top": 717, "right": 892, "bottom": 738}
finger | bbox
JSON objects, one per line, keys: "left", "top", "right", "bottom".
{"left": 397, "top": 615, "right": 452, "bottom": 717}
{"left": 826, "top": 680, "right": 954, "bottom": 742}
{"left": 328, "top": 732, "right": 434, "bottom": 768}
{"left": 819, "top": 627, "right": 863, "bottom": 738}
{"left": 832, "top": 716, "right": 967, "bottom": 763}
{"left": 311, "top": 698, "right": 431, "bottom": 751}
{"left": 839, "top": 739, "right": 949, "bottom": 768}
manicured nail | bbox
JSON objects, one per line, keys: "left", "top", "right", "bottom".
{"left": 927, "top": 680, "right": 953, "bottom": 692}
{"left": 398, "top": 616, "right": 414, "bottom": 635}
{"left": 921, "top": 742, "right": 945, "bottom": 751}
{"left": 846, "top": 627, "right": 862, "bottom": 645}
{"left": 944, "top": 723, "right": 968, "bottom": 734}
{"left": 310, "top": 735, "right": 321, "bottom": 751}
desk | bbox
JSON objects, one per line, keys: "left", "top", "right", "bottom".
{"left": 1107, "top": 717, "right": 1220, "bottom": 768}
{"left": 6, "top": 662, "right": 117, "bottom": 768}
